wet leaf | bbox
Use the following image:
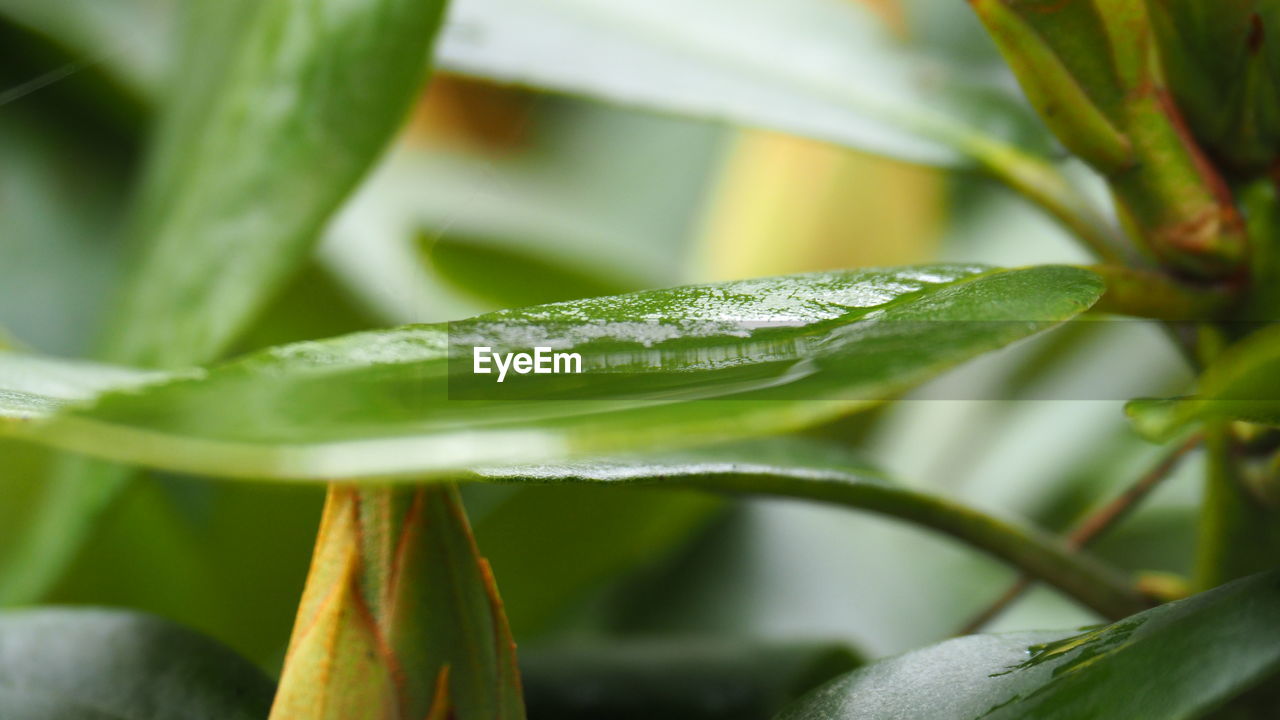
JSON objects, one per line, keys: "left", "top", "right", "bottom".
{"left": 776, "top": 568, "right": 1280, "bottom": 720}
{"left": 0, "top": 265, "right": 1103, "bottom": 478}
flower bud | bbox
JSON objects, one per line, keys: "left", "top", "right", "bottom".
{"left": 971, "top": 0, "right": 1250, "bottom": 279}
{"left": 1150, "top": 1, "right": 1280, "bottom": 175}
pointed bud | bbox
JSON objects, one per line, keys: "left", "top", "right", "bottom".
{"left": 1150, "top": 1, "right": 1280, "bottom": 175}
{"left": 971, "top": 0, "right": 1250, "bottom": 279}
{"left": 270, "top": 485, "right": 525, "bottom": 720}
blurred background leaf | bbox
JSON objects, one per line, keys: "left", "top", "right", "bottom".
{"left": 0, "top": 608, "right": 275, "bottom": 719}
{"left": 520, "top": 640, "right": 860, "bottom": 720}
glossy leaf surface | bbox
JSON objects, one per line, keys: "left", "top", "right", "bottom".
{"left": 0, "top": 608, "right": 274, "bottom": 720}
{"left": 0, "top": 265, "right": 1103, "bottom": 478}
{"left": 776, "top": 568, "right": 1280, "bottom": 720}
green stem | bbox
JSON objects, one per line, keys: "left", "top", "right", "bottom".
{"left": 1193, "top": 423, "right": 1280, "bottom": 590}
{"left": 662, "top": 475, "right": 1146, "bottom": 619}
{"left": 959, "top": 133, "right": 1131, "bottom": 265}
{"left": 1085, "top": 264, "right": 1235, "bottom": 321}
{"left": 957, "top": 434, "right": 1202, "bottom": 634}
{"left": 488, "top": 469, "right": 1151, "bottom": 621}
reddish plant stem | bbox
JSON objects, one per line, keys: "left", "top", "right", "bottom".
{"left": 957, "top": 434, "right": 1203, "bottom": 635}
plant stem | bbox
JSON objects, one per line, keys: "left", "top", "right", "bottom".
{"left": 1194, "top": 424, "right": 1280, "bottom": 590}
{"left": 956, "top": 434, "right": 1202, "bottom": 634}
{"left": 958, "top": 133, "right": 1132, "bottom": 265}
{"left": 491, "top": 469, "right": 1151, "bottom": 621}
{"left": 1086, "top": 265, "right": 1235, "bottom": 321}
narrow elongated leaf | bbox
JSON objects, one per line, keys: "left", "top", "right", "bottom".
{"left": 1127, "top": 324, "right": 1280, "bottom": 442}
{"left": 107, "top": 0, "right": 447, "bottom": 367}
{"left": 0, "top": 0, "right": 1044, "bottom": 168}
{"left": 1, "top": 0, "right": 451, "bottom": 606}
{"left": 0, "top": 608, "right": 275, "bottom": 720}
{"left": 775, "top": 568, "right": 1280, "bottom": 720}
{"left": 271, "top": 485, "right": 524, "bottom": 720}
{"left": 436, "top": 0, "right": 1045, "bottom": 167}
{"left": 521, "top": 641, "right": 860, "bottom": 720}
{"left": 0, "top": 265, "right": 1104, "bottom": 478}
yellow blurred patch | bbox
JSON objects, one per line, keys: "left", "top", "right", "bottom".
{"left": 696, "top": 131, "right": 943, "bottom": 281}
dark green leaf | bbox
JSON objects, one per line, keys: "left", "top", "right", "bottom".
{"left": 469, "top": 485, "right": 722, "bottom": 636}
{"left": 521, "top": 640, "right": 860, "bottom": 720}
{"left": 0, "top": 0, "right": 172, "bottom": 100}
{"left": 776, "top": 568, "right": 1280, "bottom": 720}
{"left": 0, "top": 608, "right": 274, "bottom": 720}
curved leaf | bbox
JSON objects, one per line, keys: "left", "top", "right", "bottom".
{"left": 1, "top": 0, "right": 453, "bottom": 607}
{"left": 0, "top": 265, "right": 1103, "bottom": 478}
{"left": 775, "top": 568, "right": 1280, "bottom": 720}
{"left": 0, "top": 0, "right": 1046, "bottom": 168}
{"left": 436, "top": 0, "right": 1046, "bottom": 167}
{"left": 0, "top": 608, "right": 274, "bottom": 720}
{"left": 107, "top": 0, "right": 448, "bottom": 368}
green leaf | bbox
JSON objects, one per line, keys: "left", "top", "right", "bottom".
{"left": 521, "top": 640, "right": 860, "bottom": 720}
{"left": 0, "top": 608, "right": 275, "bottom": 720}
{"left": 0, "top": 0, "right": 173, "bottom": 100}
{"left": 107, "top": 0, "right": 447, "bottom": 368}
{"left": 0, "top": 265, "right": 1103, "bottom": 478}
{"left": 0, "top": 0, "right": 452, "bottom": 607}
{"left": 469, "top": 485, "right": 722, "bottom": 636}
{"left": 435, "top": 0, "right": 1045, "bottom": 168}
{"left": 270, "top": 485, "right": 524, "bottom": 720}
{"left": 1127, "top": 325, "right": 1280, "bottom": 442}
{"left": 0, "top": 0, "right": 1044, "bottom": 168}
{"left": 775, "top": 568, "right": 1280, "bottom": 720}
